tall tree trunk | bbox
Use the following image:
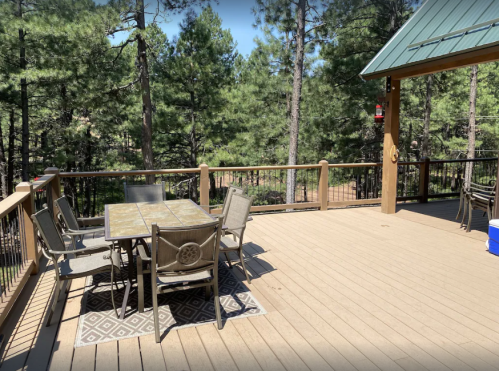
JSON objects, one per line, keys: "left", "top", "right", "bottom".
{"left": 0, "top": 114, "right": 6, "bottom": 199}
{"left": 285, "top": 31, "right": 291, "bottom": 118}
{"left": 286, "top": 0, "right": 306, "bottom": 205}
{"left": 83, "top": 125, "right": 92, "bottom": 217}
{"left": 421, "top": 74, "right": 433, "bottom": 157}
{"left": 465, "top": 65, "right": 478, "bottom": 188}
{"left": 136, "top": 0, "right": 154, "bottom": 184}
{"left": 189, "top": 91, "right": 198, "bottom": 201}
{"left": 18, "top": 1, "right": 29, "bottom": 182}
{"left": 7, "top": 109, "right": 15, "bottom": 196}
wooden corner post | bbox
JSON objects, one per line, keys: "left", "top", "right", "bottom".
{"left": 16, "top": 182, "right": 38, "bottom": 275}
{"left": 318, "top": 160, "right": 329, "bottom": 211}
{"left": 381, "top": 78, "right": 401, "bottom": 214}
{"left": 200, "top": 164, "right": 210, "bottom": 212}
{"left": 418, "top": 157, "right": 430, "bottom": 203}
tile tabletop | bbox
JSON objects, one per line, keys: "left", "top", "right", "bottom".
{"left": 105, "top": 199, "right": 216, "bottom": 241}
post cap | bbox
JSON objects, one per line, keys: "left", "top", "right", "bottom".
{"left": 44, "top": 167, "right": 59, "bottom": 175}
{"left": 16, "top": 182, "right": 33, "bottom": 192}
{"left": 319, "top": 160, "right": 329, "bottom": 165}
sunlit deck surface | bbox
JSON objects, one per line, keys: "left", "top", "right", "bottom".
{"left": 2, "top": 200, "right": 499, "bottom": 371}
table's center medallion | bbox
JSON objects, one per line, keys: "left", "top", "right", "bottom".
{"left": 177, "top": 243, "right": 202, "bottom": 266}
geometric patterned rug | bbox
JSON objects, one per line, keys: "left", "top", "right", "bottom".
{"left": 75, "top": 259, "right": 266, "bottom": 347}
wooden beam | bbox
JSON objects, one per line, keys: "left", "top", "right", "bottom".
{"left": 381, "top": 78, "right": 401, "bottom": 214}
{"left": 362, "top": 45, "right": 499, "bottom": 81}
{"left": 16, "top": 183, "right": 39, "bottom": 274}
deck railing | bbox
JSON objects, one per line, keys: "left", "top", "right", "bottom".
{"left": 0, "top": 157, "right": 496, "bottom": 328}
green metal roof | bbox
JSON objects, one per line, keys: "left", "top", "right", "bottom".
{"left": 360, "top": 0, "right": 499, "bottom": 79}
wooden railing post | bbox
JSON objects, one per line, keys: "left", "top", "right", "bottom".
{"left": 200, "top": 164, "right": 209, "bottom": 212}
{"left": 44, "top": 167, "right": 61, "bottom": 221}
{"left": 318, "top": 160, "right": 329, "bottom": 211}
{"left": 418, "top": 157, "right": 430, "bottom": 203}
{"left": 16, "top": 182, "right": 38, "bottom": 275}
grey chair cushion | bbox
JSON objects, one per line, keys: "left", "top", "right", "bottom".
{"left": 157, "top": 270, "right": 211, "bottom": 286}
{"left": 59, "top": 250, "right": 121, "bottom": 278}
{"left": 220, "top": 236, "right": 238, "bottom": 250}
{"left": 75, "top": 237, "right": 113, "bottom": 253}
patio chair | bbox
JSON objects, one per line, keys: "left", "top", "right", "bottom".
{"left": 54, "top": 196, "right": 113, "bottom": 252}
{"left": 124, "top": 181, "right": 166, "bottom": 203}
{"left": 220, "top": 194, "right": 254, "bottom": 284}
{"left": 462, "top": 182, "right": 496, "bottom": 232}
{"left": 136, "top": 217, "right": 223, "bottom": 342}
{"left": 199, "top": 185, "right": 243, "bottom": 220}
{"left": 32, "top": 208, "right": 121, "bottom": 326}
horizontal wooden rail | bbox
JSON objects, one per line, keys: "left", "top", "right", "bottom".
{"left": 429, "top": 157, "right": 497, "bottom": 164}
{"left": 0, "top": 191, "right": 30, "bottom": 219}
{"left": 327, "top": 199, "right": 382, "bottom": 208}
{"left": 328, "top": 163, "right": 382, "bottom": 168}
{"left": 60, "top": 169, "right": 201, "bottom": 177}
{"left": 32, "top": 174, "right": 55, "bottom": 192}
{"left": 209, "top": 164, "right": 321, "bottom": 171}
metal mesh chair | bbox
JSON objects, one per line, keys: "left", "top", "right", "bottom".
{"left": 54, "top": 196, "right": 112, "bottom": 252}
{"left": 461, "top": 182, "right": 496, "bottom": 232}
{"left": 124, "top": 182, "right": 166, "bottom": 203}
{"left": 32, "top": 208, "right": 121, "bottom": 326}
{"left": 220, "top": 194, "right": 254, "bottom": 283}
{"left": 136, "top": 217, "right": 223, "bottom": 342}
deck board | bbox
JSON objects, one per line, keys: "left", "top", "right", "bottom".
{"left": 1, "top": 200, "right": 499, "bottom": 371}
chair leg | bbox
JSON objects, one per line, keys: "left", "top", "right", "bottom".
{"left": 152, "top": 287, "right": 160, "bottom": 343}
{"left": 46, "top": 281, "right": 63, "bottom": 327}
{"left": 461, "top": 201, "right": 468, "bottom": 228}
{"left": 239, "top": 249, "right": 251, "bottom": 284}
{"left": 137, "top": 257, "right": 144, "bottom": 313}
{"left": 213, "top": 282, "right": 222, "bottom": 330}
{"left": 205, "top": 285, "right": 211, "bottom": 301}
{"left": 64, "top": 280, "right": 72, "bottom": 295}
{"left": 456, "top": 195, "right": 463, "bottom": 220}
{"left": 224, "top": 252, "right": 233, "bottom": 268}
{"left": 110, "top": 267, "right": 119, "bottom": 319}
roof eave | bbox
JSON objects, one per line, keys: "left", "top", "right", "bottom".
{"left": 360, "top": 43, "right": 499, "bottom": 81}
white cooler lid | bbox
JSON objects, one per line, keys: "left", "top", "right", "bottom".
{"left": 490, "top": 219, "right": 499, "bottom": 228}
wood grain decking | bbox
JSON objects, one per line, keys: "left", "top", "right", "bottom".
{"left": 1, "top": 200, "right": 498, "bottom": 371}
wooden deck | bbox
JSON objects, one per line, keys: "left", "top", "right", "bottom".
{"left": 1, "top": 200, "right": 499, "bottom": 371}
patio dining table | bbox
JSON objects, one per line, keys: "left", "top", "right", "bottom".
{"left": 104, "top": 199, "right": 220, "bottom": 319}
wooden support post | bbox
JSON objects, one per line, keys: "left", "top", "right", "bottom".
{"left": 418, "top": 157, "right": 430, "bottom": 203}
{"left": 318, "top": 160, "right": 329, "bottom": 211}
{"left": 44, "top": 167, "right": 61, "bottom": 221}
{"left": 200, "top": 164, "right": 209, "bottom": 212}
{"left": 381, "top": 78, "right": 401, "bottom": 214}
{"left": 16, "top": 182, "right": 38, "bottom": 275}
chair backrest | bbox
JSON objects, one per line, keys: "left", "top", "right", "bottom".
{"left": 124, "top": 181, "right": 166, "bottom": 203}
{"left": 222, "top": 185, "right": 244, "bottom": 222}
{"left": 469, "top": 182, "right": 496, "bottom": 199}
{"left": 31, "top": 208, "right": 66, "bottom": 259}
{"left": 151, "top": 218, "right": 223, "bottom": 277}
{"left": 224, "top": 194, "right": 254, "bottom": 238}
{"left": 54, "top": 196, "right": 80, "bottom": 231}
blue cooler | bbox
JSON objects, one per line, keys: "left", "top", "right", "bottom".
{"left": 488, "top": 219, "right": 499, "bottom": 255}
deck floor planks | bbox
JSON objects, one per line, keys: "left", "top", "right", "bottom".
{"left": 291, "top": 211, "right": 499, "bottom": 364}
{"left": 242, "top": 231, "right": 449, "bottom": 371}
{"left": 160, "top": 330, "right": 190, "bottom": 371}
{"left": 2, "top": 200, "right": 499, "bottom": 371}
{"left": 95, "top": 341, "right": 119, "bottom": 371}
{"left": 247, "top": 214, "right": 489, "bottom": 371}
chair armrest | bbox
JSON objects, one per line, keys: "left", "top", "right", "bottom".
{"left": 71, "top": 227, "right": 105, "bottom": 234}
{"left": 137, "top": 244, "right": 151, "bottom": 261}
{"left": 77, "top": 216, "right": 105, "bottom": 227}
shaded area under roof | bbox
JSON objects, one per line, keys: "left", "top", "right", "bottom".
{"left": 360, "top": 0, "right": 499, "bottom": 80}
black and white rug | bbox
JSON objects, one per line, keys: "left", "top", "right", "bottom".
{"left": 75, "top": 260, "right": 265, "bottom": 347}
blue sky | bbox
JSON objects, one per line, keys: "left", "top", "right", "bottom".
{"left": 101, "top": 0, "right": 265, "bottom": 57}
